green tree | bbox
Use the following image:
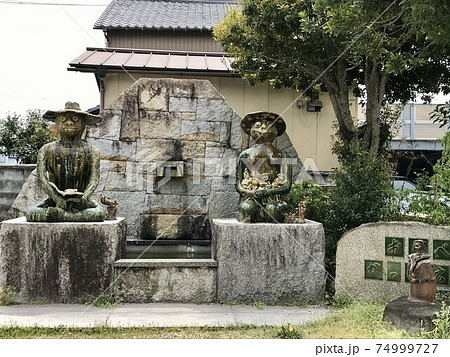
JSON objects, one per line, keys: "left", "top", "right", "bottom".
{"left": 0, "top": 110, "right": 56, "bottom": 164}
{"left": 400, "top": 0, "right": 450, "bottom": 47}
{"left": 215, "top": 0, "right": 450, "bottom": 158}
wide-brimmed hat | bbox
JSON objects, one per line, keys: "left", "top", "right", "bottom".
{"left": 241, "top": 111, "right": 286, "bottom": 136}
{"left": 43, "top": 102, "right": 102, "bottom": 125}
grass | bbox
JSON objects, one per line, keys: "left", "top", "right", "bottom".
{"left": 0, "top": 300, "right": 422, "bottom": 339}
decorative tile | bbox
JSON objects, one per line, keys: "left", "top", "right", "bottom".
{"left": 365, "top": 260, "right": 383, "bottom": 280}
{"left": 405, "top": 263, "right": 410, "bottom": 282}
{"left": 387, "top": 262, "right": 401, "bottom": 282}
{"left": 432, "top": 265, "right": 449, "bottom": 285}
{"left": 433, "top": 240, "right": 450, "bottom": 261}
{"left": 385, "top": 237, "right": 404, "bottom": 257}
{"left": 408, "top": 238, "right": 429, "bottom": 254}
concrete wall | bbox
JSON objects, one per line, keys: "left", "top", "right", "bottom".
{"left": 102, "top": 73, "right": 357, "bottom": 172}
{"left": 0, "top": 164, "right": 35, "bottom": 221}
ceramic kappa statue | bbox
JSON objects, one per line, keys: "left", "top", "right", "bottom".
{"left": 236, "top": 112, "right": 292, "bottom": 223}
{"left": 408, "top": 239, "right": 436, "bottom": 303}
{"left": 26, "top": 102, "right": 105, "bottom": 222}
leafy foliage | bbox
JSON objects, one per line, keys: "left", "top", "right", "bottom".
{"left": 325, "top": 150, "right": 396, "bottom": 260}
{"left": 401, "top": 0, "right": 450, "bottom": 47}
{"left": 431, "top": 101, "right": 450, "bottom": 128}
{"left": 215, "top": 0, "right": 450, "bottom": 158}
{"left": 398, "top": 132, "right": 450, "bottom": 225}
{"left": 287, "top": 180, "right": 328, "bottom": 223}
{"left": 424, "top": 303, "right": 450, "bottom": 339}
{"left": 0, "top": 110, "right": 56, "bottom": 164}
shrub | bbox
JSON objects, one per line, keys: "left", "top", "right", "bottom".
{"left": 399, "top": 132, "right": 450, "bottom": 225}
{"left": 0, "top": 110, "right": 56, "bottom": 164}
{"left": 287, "top": 180, "right": 328, "bottom": 222}
{"left": 324, "top": 150, "right": 396, "bottom": 263}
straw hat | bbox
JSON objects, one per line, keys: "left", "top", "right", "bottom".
{"left": 241, "top": 111, "right": 286, "bottom": 136}
{"left": 43, "top": 101, "right": 101, "bottom": 125}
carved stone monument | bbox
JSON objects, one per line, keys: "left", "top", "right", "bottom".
{"left": 236, "top": 112, "right": 292, "bottom": 223}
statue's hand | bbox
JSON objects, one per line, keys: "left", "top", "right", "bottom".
{"left": 255, "top": 189, "right": 266, "bottom": 199}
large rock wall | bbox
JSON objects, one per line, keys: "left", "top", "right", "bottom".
{"left": 9, "top": 78, "right": 305, "bottom": 241}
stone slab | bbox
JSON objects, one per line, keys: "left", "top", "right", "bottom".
{"left": 383, "top": 296, "right": 443, "bottom": 334}
{"left": 113, "top": 259, "right": 217, "bottom": 303}
{"left": 335, "top": 222, "right": 450, "bottom": 302}
{"left": 212, "top": 218, "right": 326, "bottom": 304}
{"left": 0, "top": 217, "right": 126, "bottom": 303}
{"left": 0, "top": 303, "right": 330, "bottom": 328}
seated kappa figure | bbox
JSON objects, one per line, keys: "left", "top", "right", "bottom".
{"left": 236, "top": 112, "right": 292, "bottom": 223}
{"left": 26, "top": 102, "right": 105, "bottom": 222}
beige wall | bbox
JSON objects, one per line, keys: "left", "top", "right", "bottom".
{"left": 108, "top": 30, "right": 224, "bottom": 52}
{"left": 392, "top": 104, "right": 447, "bottom": 140}
{"left": 103, "top": 73, "right": 358, "bottom": 171}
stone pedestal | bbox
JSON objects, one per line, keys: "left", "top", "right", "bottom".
{"left": 113, "top": 259, "right": 217, "bottom": 303}
{"left": 212, "top": 218, "right": 326, "bottom": 304}
{"left": 383, "top": 296, "right": 442, "bottom": 334}
{"left": 0, "top": 217, "right": 126, "bottom": 303}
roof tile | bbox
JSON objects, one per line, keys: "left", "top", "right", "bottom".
{"left": 94, "top": 0, "right": 236, "bottom": 31}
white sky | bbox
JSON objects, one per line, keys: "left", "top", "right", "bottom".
{"left": 0, "top": 0, "right": 111, "bottom": 116}
{"left": 0, "top": 0, "right": 448, "bottom": 118}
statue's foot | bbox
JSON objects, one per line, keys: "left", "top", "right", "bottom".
{"left": 26, "top": 207, "right": 64, "bottom": 222}
{"left": 45, "top": 207, "right": 65, "bottom": 222}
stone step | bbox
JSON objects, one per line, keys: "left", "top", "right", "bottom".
{"left": 113, "top": 259, "right": 217, "bottom": 304}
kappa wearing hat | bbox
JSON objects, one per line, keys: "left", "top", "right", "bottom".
{"left": 43, "top": 101, "right": 102, "bottom": 125}
{"left": 241, "top": 111, "right": 286, "bottom": 137}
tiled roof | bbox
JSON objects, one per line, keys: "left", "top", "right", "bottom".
{"left": 94, "top": 0, "right": 236, "bottom": 31}
{"left": 69, "top": 47, "right": 234, "bottom": 74}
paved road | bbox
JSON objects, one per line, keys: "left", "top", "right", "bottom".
{"left": 0, "top": 303, "right": 330, "bottom": 328}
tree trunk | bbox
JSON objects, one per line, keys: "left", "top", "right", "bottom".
{"left": 323, "top": 59, "right": 357, "bottom": 147}
{"left": 364, "top": 59, "right": 388, "bottom": 157}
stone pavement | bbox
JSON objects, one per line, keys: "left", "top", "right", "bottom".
{"left": 0, "top": 303, "right": 330, "bottom": 328}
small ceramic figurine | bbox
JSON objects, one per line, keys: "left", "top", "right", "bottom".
{"left": 236, "top": 112, "right": 292, "bottom": 223}
{"left": 408, "top": 239, "right": 436, "bottom": 303}
{"left": 101, "top": 196, "right": 118, "bottom": 220}
{"left": 297, "top": 201, "right": 306, "bottom": 224}
{"left": 26, "top": 102, "right": 105, "bottom": 222}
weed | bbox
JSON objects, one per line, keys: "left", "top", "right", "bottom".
{"left": 0, "top": 286, "right": 16, "bottom": 306}
{"left": 276, "top": 324, "right": 302, "bottom": 339}
{"left": 329, "top": 294, "right": 353, "bottom": 308}
{"left": 423, "top": 303, "right": 450, "bottom": 339}
{"left": 84, "top": 294, "right": 122, "bottom": 308}
{"left": 252, "top": 301, "right": 265, "bottom": 310}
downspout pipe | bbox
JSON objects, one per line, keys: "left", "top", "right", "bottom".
{"left": 95, "top": 67, "right": 107, "bottom": 112}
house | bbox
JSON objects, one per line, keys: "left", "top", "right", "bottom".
{"left": 69, "top": 0, "right": 360, "bottom": 176}
{"left": 391, "top": 103, "right": 449, "bottom": 180}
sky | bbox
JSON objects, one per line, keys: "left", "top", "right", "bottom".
{"left": 0, "top": 0, "right": 111, "bottom": 117}
{"left": 0, "top": 0, "right": 448, "bottom": 118}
